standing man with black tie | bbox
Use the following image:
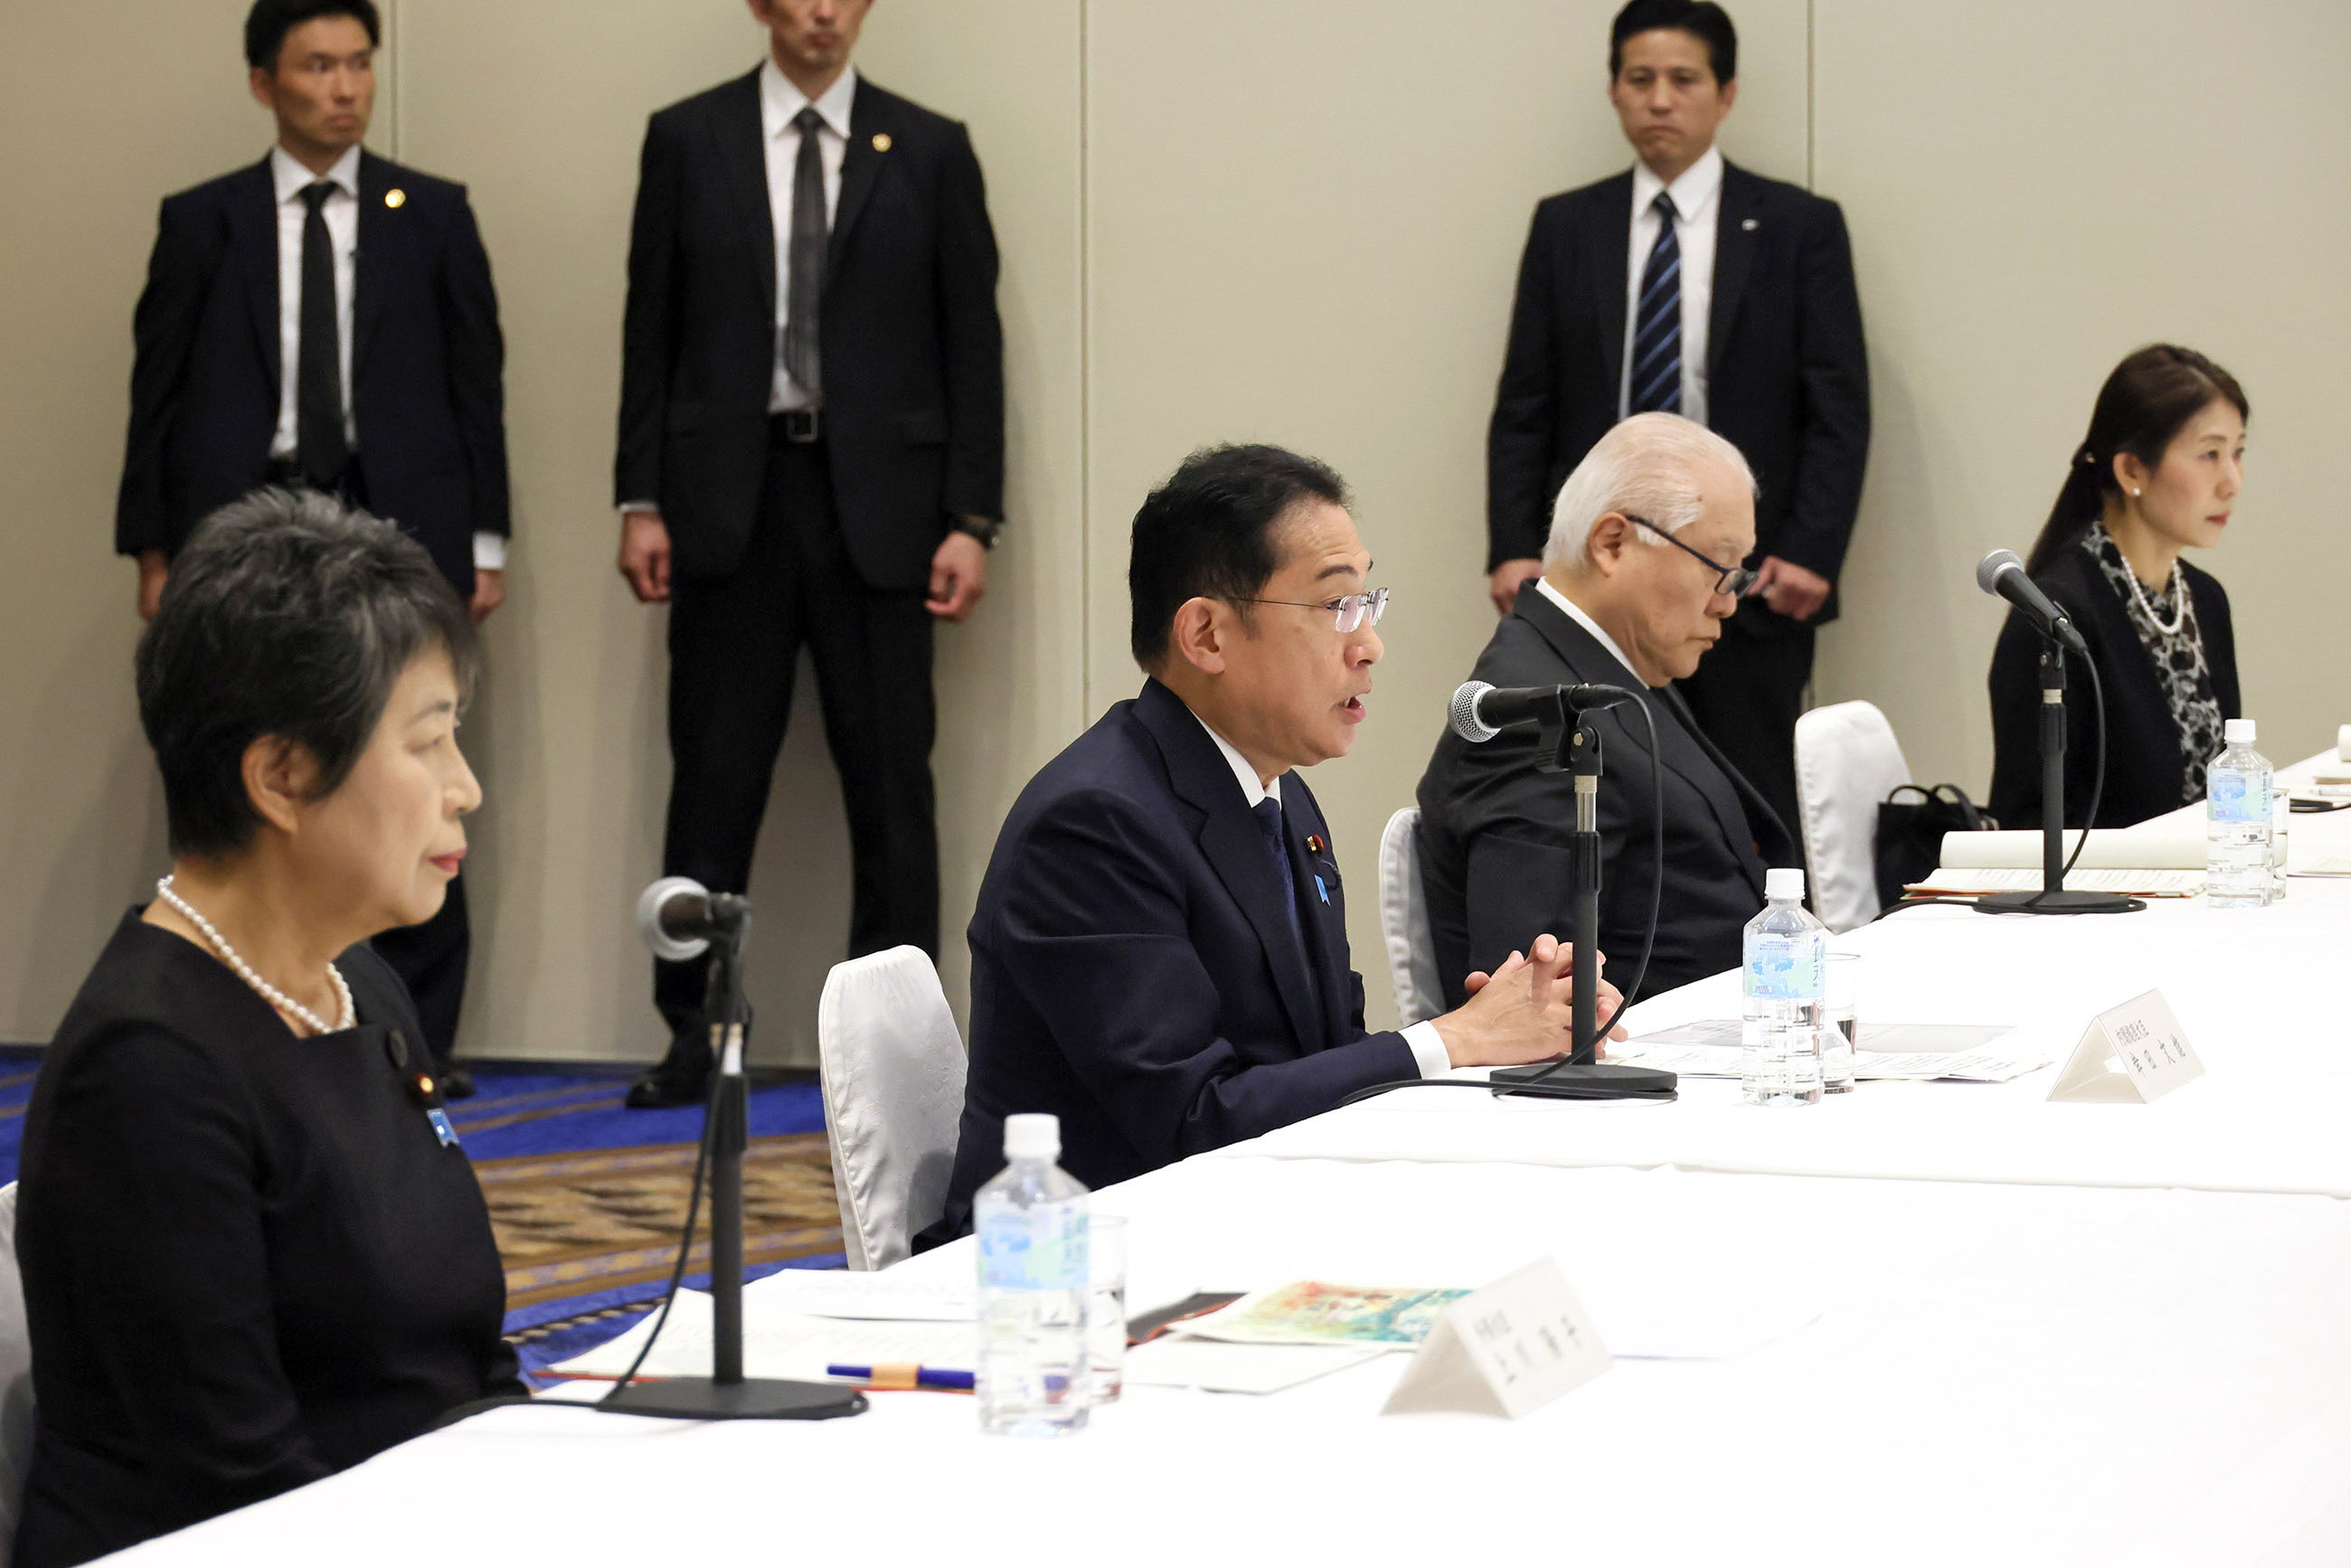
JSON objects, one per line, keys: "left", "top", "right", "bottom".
{"left": 116, "top": 0, "right": 510, "bottom": 1097}
{"left": 1485, "top": 0, "right": 1868, "bottom": 839}
{"left": 614, "top": 0, "right": 1003, "bottom": 1107}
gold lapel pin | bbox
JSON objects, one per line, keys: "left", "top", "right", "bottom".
{"left": 872, "top": 133, "right": 892, "bottom": 153}
{"left": 385, "top": 188, "right": 406, "bottom": 209}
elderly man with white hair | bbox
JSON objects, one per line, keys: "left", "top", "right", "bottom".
{"left": 1417, "top": 411, "right": 1798, "bottom": 1003}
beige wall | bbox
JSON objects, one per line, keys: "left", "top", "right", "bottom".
{"left": 0, "top": 1, "right": 2344, "bottom": 1055}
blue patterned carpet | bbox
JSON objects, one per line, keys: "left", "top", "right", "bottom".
{"left": 0, "top": 1050, "right": 846, "bottom": 1377}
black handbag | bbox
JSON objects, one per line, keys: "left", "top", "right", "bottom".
{"left": 1873, "top": 784, "right": 1997, "bottom": 910}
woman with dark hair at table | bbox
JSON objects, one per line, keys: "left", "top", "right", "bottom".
{"left": 1988, "top": 345, "right": 2247, "bottom": 829}
{"left": 14, "top": 490, "right": 520, "bottom": 1568}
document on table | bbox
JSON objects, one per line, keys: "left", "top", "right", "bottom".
{"left": 744, "top": 1270, "right": 974, "bottom": 1320}
{"left": 552, "top": 1289, "right": 977, "bottom": 1381}
{"left": 1904, "top": 867, "right": 2203, "bottom": 897}
{"left": 1126, "top": 1339, "right": 1384, "bottom": 1394}
{"left": 1611, "top": 1021, "right": 2047, "bottom": 1082}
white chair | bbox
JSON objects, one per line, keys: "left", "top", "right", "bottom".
{"left": 817, "top": 948, "right": 968, "bottom": 1272}
{"left": 0, "top": 1181, "right": 33, "bottom": 1568}
{"left": 1376, "top": 807, "right": 1448, "bottom": 1026}
{"left": 1793, "top": 700, "right": 1914, "bottom": 934}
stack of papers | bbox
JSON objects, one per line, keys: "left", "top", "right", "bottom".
{"left": 1904, "top": 866, "right": 2202, "bottom": 897}
{"left": 1611, "top": 1019, "right": 2051, "bottom": 1082}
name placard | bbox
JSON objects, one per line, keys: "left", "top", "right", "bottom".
{"left": 1381, "top": 1257, "right": 1610, "bottom": 1419}
{"left": 2047, "top": 987, "right": 2204, "bottom": 1103}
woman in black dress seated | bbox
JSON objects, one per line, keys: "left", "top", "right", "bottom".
{"left": 1989, "top": 344, "right": 2248, "bottom": 828}
{"left": 14, "top": 491, "right": 520, "bottom": 1567}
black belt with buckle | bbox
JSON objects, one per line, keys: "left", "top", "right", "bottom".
{"left": 775, "top": 409, "right": 823, "bottom": 444}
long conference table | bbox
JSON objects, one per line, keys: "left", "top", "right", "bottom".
{"left": 114, "top": 759, "right": 2351, "bottom": 1564}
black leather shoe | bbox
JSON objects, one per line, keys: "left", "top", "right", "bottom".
{"left": 436, "top": 1063, "right": 477, "bottom": 1101}
{"left": 626, "top": 1032, "right": 713, "bottom": 1109}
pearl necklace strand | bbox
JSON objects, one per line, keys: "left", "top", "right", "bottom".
{"left": 2107, "top": 525, "right": 2187, "bottom": 636}
{"left": 154, "top": 875, "right": 353, "bottom": 1035}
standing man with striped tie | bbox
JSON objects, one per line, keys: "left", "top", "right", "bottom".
{"left": 613, "top": 0, "right": 1003, "bottom": 1107}
{"left": 1484, "top": 0, "right": 1868, "bottom": 838}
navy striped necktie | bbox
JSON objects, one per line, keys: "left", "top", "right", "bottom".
{"left": 1629, "top": 190, "right": 1683, "bottom": 415}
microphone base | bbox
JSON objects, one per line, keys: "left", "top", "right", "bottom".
{"left": 1973, "top": 889, "right": 2145, "bottom": 916}
{"left": 1488, "top": 1062, "right": 1678, "bottom": 1101}
{"left": 600, "top": 1375, "right": 867, "bottom": 1422}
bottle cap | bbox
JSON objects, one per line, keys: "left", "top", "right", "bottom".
{"left": 1765, "top": 866, "right": 1805, "bottom": 902}
{"left": 2224, "top": 718, "right": 2256, "bottom": 745}
{"left": 1003, "top": 1113, "right": 1061, "bottom": 1161}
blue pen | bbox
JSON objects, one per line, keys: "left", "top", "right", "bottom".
{"left": 826, "top": 1362, "right": 975, "bottom": 1391}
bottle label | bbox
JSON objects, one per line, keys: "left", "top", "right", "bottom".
{"left": 1743, "top": 936, "right": 1823, "bottom": 1001}
{"left": 977, "top": 1204, "right": 1089, "bottom": 1292}
{"left": 2209, "top": 769, "right": 2271, "bottom": 826}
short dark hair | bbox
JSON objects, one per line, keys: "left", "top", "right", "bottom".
{"left": 2026, "top": 345, "right": 2250, "bottom": 575}
{"left": 137, "top": 488, "right": 479, "bottom": 860}
{"left": 1610, "top": 0, "right": 1738, "bottom": 83}
{"left": 1128, "top": 445, "right": 1351, "bottom": 668}
{"left": 245, "top": 0, "right": 381, "bottom": 71}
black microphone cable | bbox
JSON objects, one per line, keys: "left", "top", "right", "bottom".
{"left": 1338, "top": 694, "right": 1668, "bottom": 1109}
{"left": 599, "top": 1062, "right": 723, "bottom": 1402}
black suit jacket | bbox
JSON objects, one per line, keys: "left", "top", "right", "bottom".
{"left": 615, "top": 71, "right": 1004, "bottom": 588}
{"left": 1487, "top": 162, "right": 1870, "bottom": 628}
{"left": 922, "top": 681, "right": 1417, "bottom": 1243}
{"left": 14, "top": 914, "right": 519, "bottom": 1568}
{"left": 1417, "top": 586, "right": 1796, "bottom": 1004}
{"left": 1987, "top": 546, "right": 2240, "bottom": 830}
{"left": 116, "top": 151, "right": 507, "bottom": 599}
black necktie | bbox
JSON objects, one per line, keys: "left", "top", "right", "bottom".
{"left": 1629, "top": 190, "right": 1683, "bottom": 415}
{"left": 1252, "top": 797, "right": 1307, "bottom": 957}
{"left": 782, "top": 106, "right": 827, "bottom": 398}
{"left": 295, "top": 181, "right": 349, "bottom": 489}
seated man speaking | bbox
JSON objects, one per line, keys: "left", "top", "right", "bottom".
{"left": 923, "top": 445, "right": 1617, "bottom": 1242}
{"left": 1418, "top": 412, "right": 1797, "bottom": 1006}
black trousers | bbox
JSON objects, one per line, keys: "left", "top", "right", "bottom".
{"left": 654, "top": 426, "right": 939, "bottom": 1032}
{"left": 371, "top": 868, "right": 469, "bottom": 1065}
{"left": 1675, "top": 598, "right": 1815, "bottom": 853}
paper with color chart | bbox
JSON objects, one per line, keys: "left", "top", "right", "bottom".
{"left": 1176, "top": 1281, "right": 1469, "bottom": 1346}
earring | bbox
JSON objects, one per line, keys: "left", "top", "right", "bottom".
{"left": 2129, "top": 488, "right": 2140, "bottom": 497}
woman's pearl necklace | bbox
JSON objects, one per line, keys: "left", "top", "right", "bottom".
{"left": 154, "top": 876, "right": 354, "bottom": 1035}
{"left": 2108, "top": 525, "right": 2188, "bottom": 636}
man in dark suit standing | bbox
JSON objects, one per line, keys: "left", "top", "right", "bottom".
{"left": 613, "top": 0, "right": 1003, "bottom": 1107}
{"left": 921, "top": 446, "right": 1621, "bottom": 1245}
{"left": 1486, "top": 0, "right": 1868, "bottom": 841}
{"left": 1421, "top": 413, "right": 1797, "bottom": 1005}
{"left": 117, "top": 0, "right": 509, "bottom": 1096}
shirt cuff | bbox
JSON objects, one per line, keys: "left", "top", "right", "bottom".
{"left": 472, "top": 533, "right": 507, "bottom": 571}
{"left": 1402, "top": 1021, "right": 1452, "bottom": 1079}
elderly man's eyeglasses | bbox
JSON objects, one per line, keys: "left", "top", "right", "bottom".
{"left": 1624, "top": 515, "right": 1757, "bottom": 598}
{"left": 1231, "top": 587, "right": 1390, "bottom": 633}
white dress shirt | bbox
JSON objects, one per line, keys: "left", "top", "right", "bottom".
{"left": 760, "top": 59, "right": 856, "bottom": 413}
{"left": 1619, "top": 146, "right": 1723, "bottom": 426}
{"left": 1535, "top": 577, "right": 1648, "bottom": 686}
{"left": 1192, "top": 711, "right": 1451, "bottom": 1079}
{"left": 267, "top": 146, "right": 505, "bottom": 574}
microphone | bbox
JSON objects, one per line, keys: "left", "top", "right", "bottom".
{"left": 1449, "top": 679, "right": 1641, "bottom": 743}
{"left": 636, "top": 875, "right": 750, "bottom": 962}
{"left": 1976, "top": 550, "right": 2087, "bottom": 655}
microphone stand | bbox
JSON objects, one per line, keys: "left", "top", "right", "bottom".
{"left": 603, "top": 900, "right": 864, "bottom": 1420}
{"left": 1489, "top": 702, "right": 1677, "bottom": 1100}
{"left": 1975, "top": 637, "right": 2138, "bottom": 916}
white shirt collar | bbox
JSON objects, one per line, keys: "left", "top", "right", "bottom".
{"left": 1534, "top": 577, "right": 1648, "bottom": 686}
{"left": 269, "top": 143, "right": 362, "bottom": 204}
{"left": 1631, "top": 144, "right": 1723, "bottom": 224}
{"left": 760, "top": 57, "right": 858, "bottom": 140}
{"left": 1189, "top": 710, "right": 1284, "bottom": 809}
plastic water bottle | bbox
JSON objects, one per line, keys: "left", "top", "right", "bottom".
{"left": 975, "top": 1113, "right": 1091, "bottom": 1436}
{"left": 1742, "top": 867, "right": 1826, "bottom": 1106}
{"left": 2205, "top": 719, "right": 2274, "bottom": 908}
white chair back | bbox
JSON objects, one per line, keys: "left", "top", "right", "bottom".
{"left": 817, "top": 948, "right": 968, "bottom": 1271}
{"left": 1376, "top": 807, "right": 1447, "bottom": 1026}
{"left": 0, "top": 1181, "right": 33, "bottom": 1567}
{"left": 1793, "top": 700, "right": 1914, "bottom": 934}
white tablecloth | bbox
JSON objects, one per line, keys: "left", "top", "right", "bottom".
{"left": 103, "top": 758, "right": 2351, "bottom": 1565}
